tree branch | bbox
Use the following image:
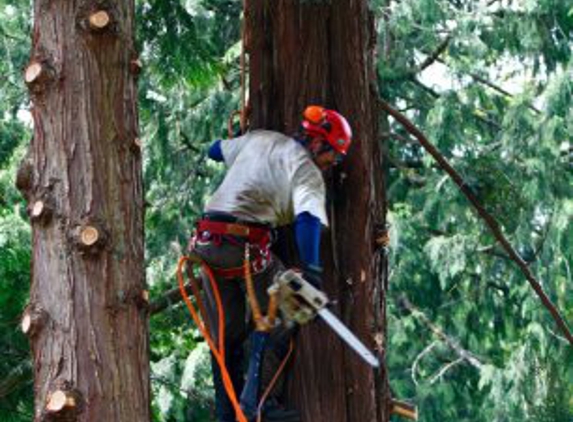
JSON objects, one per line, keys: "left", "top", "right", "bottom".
{"left": 399, "top": 295, "right": 484, "bottom": 369}
{"left": 407, "top": 78, "right": 503, "bottom": 130}
{"left": 0, "top": 360, "right": 32, "bottom": 399}
{"left": 432, "top": 57, "right": 542, "bottom": 114}
{"left": 417, "top": 36, "right": 451, "bottom": 73}
{"left": 0, "top": 26, "right": 27, "bottom": 42}
{"left": 477, "top": 245, "right": 513, "bottom": 262}
{"left": 381, "top": 98, "right": 573, "bottom": 346}
{"left": 411, "top": 340, "right": 438, "bottom": 386}
{"left": 384, "top": 131, "right": 417, "bottom": 145}
{"left": 428, "top": 357, "right": 465, "bottom": 384}
{"left": 383, "top": 36, "right": 451, "bottom": 82}
{"left": 149, "top": 282, "right": 195, "bottom": 315}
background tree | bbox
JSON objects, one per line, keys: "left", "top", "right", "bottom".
{"left": 14, "top": 0, "right": 150, "bottom": 420}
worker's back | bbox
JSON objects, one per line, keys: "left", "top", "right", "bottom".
{"left": 205, "top": 129, "right": 327, "bottom": 227}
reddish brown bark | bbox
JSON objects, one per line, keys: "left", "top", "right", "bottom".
{"left": 22, "top": 0, "right": 149, "bottom": 420}
{"left": 246, "top": 1, "right": 389, "bottom": 420}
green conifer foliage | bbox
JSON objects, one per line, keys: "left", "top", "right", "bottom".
{"left": 1, "top": 0, "right": 572, "bottom": 420}
{"left": 380, "top": 0, "right": 573, "bottom": 420}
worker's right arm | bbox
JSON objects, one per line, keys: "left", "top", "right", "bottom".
{"left": 294, "top": 211, "right": 323, "bottom": 288}
{"left": 291, "top": 157, "right": 328, "bottom": 289}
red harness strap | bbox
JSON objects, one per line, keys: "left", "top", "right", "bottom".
{"left": 196, "top": 220, "right": 270, "bottom": 245}
{"left": 194, "top": 219, "right": 272, "bottom": 278}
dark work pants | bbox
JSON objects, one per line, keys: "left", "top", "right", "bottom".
{"left": 194, "top": 238, "right": 293, "bottom": 422}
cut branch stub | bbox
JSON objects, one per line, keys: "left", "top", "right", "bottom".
{"left": 24, "top": 60, "right": 55, "bottom": 94}
{"left": 72, "top": 221, "right": 109, "bottom": 255}
{"left": 88, "top": 10, "right": 110, "bottom": 30}
{"left": 46, "top": 390, "right": 76, "bottom": 412}
{"left": 132, "top": 137, "right": 142, "bottom": 153}
{"left": 29, "top": 199, "right": 54, "bottom": 225}
{"left": 124, "top": 288, "right": 150, "bottom": 311}
{"left": 32, "top": 201, "right": 45, "bottom": 218}
{"left": 390, "top": 399, "right": 418, "bottom": 421}
{"left": 45, "top": 387, "right": 83, "bottom": 420}
{"left": 81, "top": 226, "right": 99, "bottom": 246}
{"left": 130, "top": 58, "right": 142, "bottom": 76}
{"left": 374, "top": 223, "right": 390, "bottom": 249}
{"left": 25, "top": 62, "right": 43, "bottom": 84}
{"left": 133, "top": 289, "right": 150, "bottom": 312}
{"left": 21, "top": 306, "right": 49, "bottom": 337}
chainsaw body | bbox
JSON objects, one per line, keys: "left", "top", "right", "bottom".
{"left": 269, "top": 269, "right": 329, "bottom": 325}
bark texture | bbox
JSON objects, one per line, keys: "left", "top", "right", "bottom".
{"left": 246, "top": 1, "right": 389, "bottom": 421}
{"left": 23, "top": 0, "right": 149, "bottom": 420}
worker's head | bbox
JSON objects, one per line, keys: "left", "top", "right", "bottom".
{"left": 300, "top": 105, "right": 352, "bottom": 170}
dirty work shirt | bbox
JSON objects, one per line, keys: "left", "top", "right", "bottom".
{"left": 205, "top": 130, "right": 328, "bottom": 227}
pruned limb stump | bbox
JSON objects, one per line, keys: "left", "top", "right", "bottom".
{"left": 81, "top": 226, "right": 99, "bottom": 246}
{"left": 25, "top": 62, "right": 43, "bottom": 84}
{"left": 21, "top": 305, "right": 49, "bottom": 337}
{"left": 24, "top": 60, "right": 55, "bottom": 94}
{"left": 72, "top": 220, "right": 109, "bottom": 255}
{"left": 130, "top": 58, "right": 142, "bottom": 76}
{"left": 29, "top": 198, "right": 54, "bottom": 225}
{"left": 374, "top": 223, "right": 390, "bottom": 249}
{"left": 44, "top": 386, "right": 83, "bottom": 421}
{"left": 131, "top": 137, "right": 142, "bottom": 153}
{"left": 133, "top": 289, "right": 150, "bottom": 312}
{"left": 390, "top": 399, "right": 418, "bottom": 420}
{"left": 129, "top": 288, "right": 150, "bottom": 311}
{"left": 46, "top": 390, "right": 76, "bottom": 412}
{"left": 88, "top": 11, "right": 110, "bottom": 30}
{"left": 31, "top": 201, "right": 45, "bottom": 218}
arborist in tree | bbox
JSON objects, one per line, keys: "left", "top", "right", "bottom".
{"left": 189, "top": 105, "right": 352, "bottom": 422}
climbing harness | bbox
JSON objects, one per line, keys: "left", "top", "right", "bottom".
{"left": 193, "top": 217, "right": 272, "bottom": 278}
{"left": 178, "top": 229, "right": 294, "bottom": 422}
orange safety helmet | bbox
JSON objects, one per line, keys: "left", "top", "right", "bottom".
{"left": 301, "top": 105, "right": 352, "bottom": 155}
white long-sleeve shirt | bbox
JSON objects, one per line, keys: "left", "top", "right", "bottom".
{"left": 205, "top": 130, "right": 328, "bottom": 227}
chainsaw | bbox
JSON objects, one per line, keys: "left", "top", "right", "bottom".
{"left": 269, "top": 269, "right": 380, "bottom": 368}
{"left": 240, "top": 270, "right": 380, "bottom": 420}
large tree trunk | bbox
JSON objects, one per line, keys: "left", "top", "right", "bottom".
{"left": 20, "top": 1, "right": 149, "bottom": 420}
{"left": 246, "top": 1, "right": 389, "bottom": 421}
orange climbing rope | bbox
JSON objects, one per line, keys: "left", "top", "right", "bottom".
{"left": 177, "top": 256, "right": 248, "bottom": 422}
{"left": 178, "top": 251, "right": 295, "bottom": 422}
{"left": 256, "top": 340, "right": 295, "bottom": 422}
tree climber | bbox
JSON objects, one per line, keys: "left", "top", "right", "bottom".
{"left": 190, "top": 105, "right": 352, "bottom": 422}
